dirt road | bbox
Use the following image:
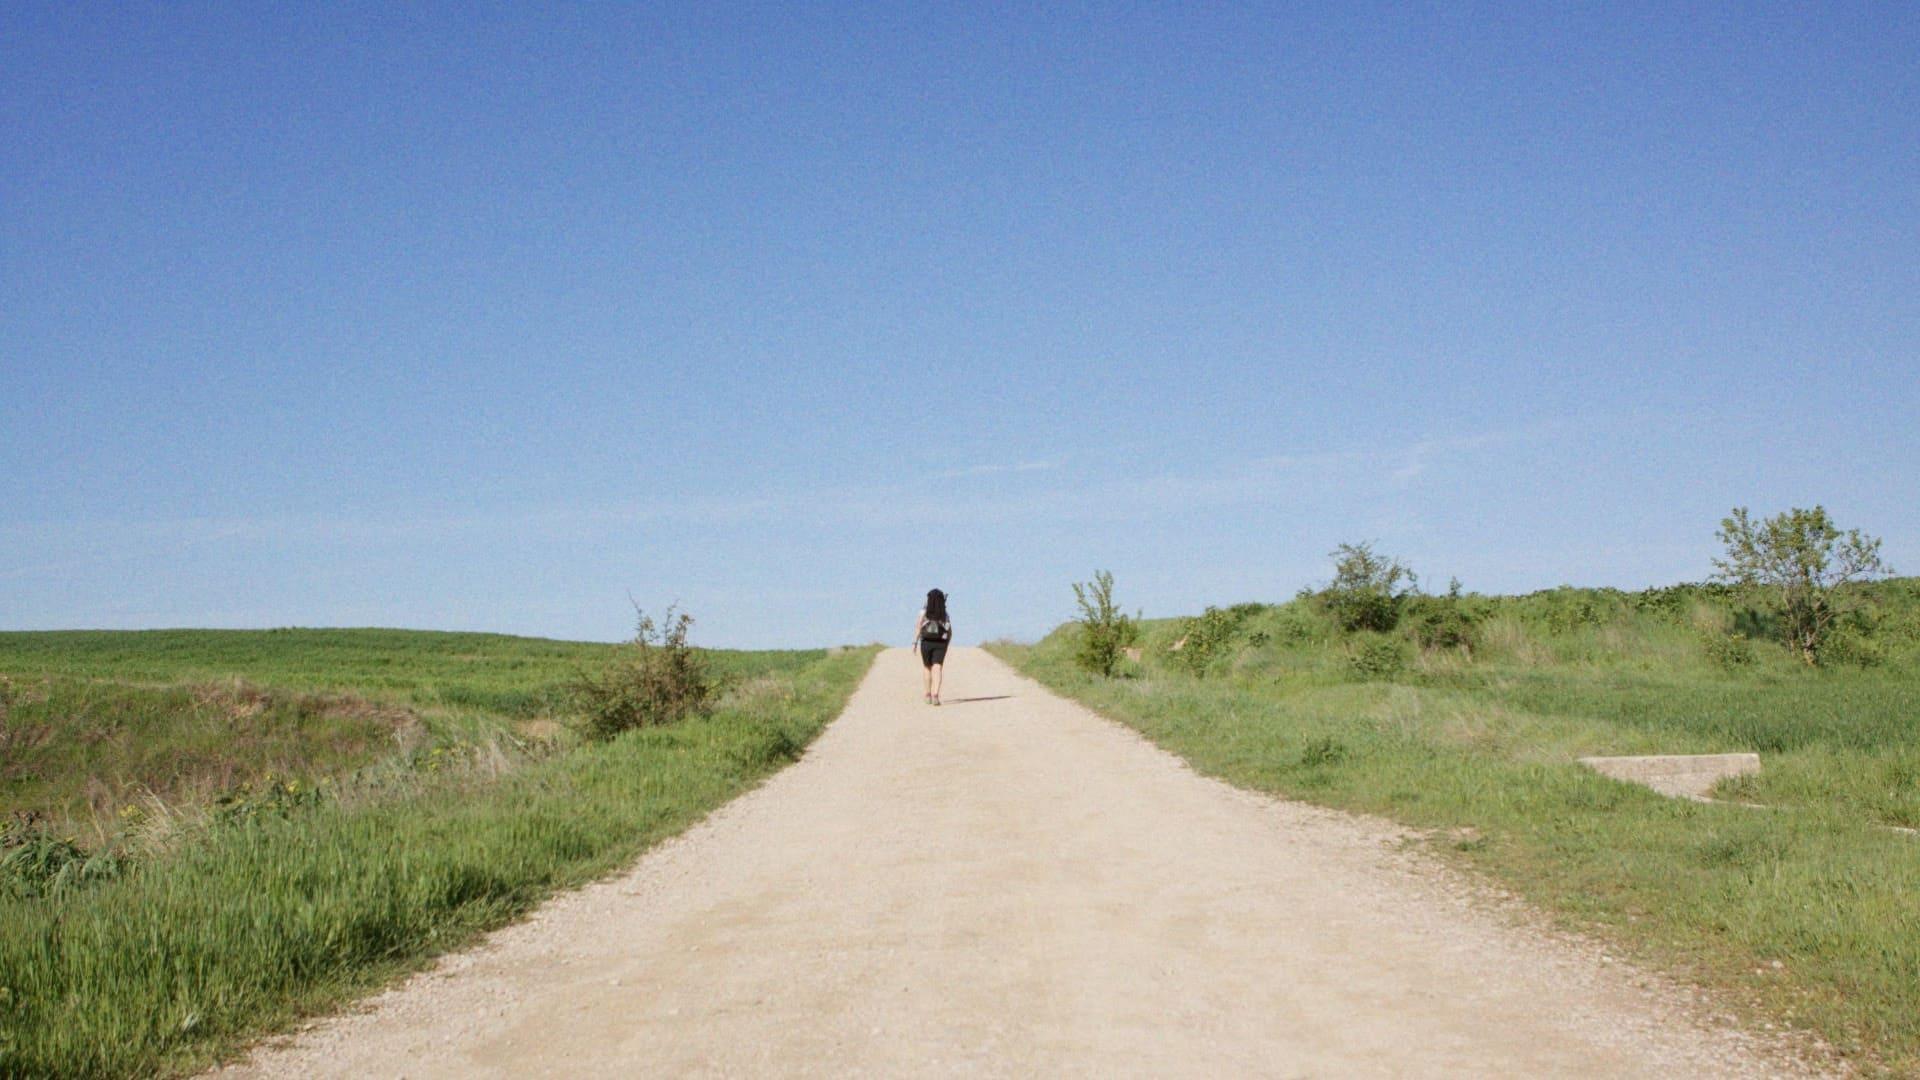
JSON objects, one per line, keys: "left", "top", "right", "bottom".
{"left": 223, "top": 647, "right": 1816, "bottom": 1077}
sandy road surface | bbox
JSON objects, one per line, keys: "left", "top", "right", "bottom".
{"left": 222, "top": 647, "right": 1819, "bottom": 1078}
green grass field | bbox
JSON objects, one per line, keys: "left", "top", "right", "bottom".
{"left": 0, "top": 628, "right": 825, "bottom": 840}
{"left": 0, "top": 626, "right": 817, "bottom": 718}
{"left": 0, "top": 628, "right": 875, "bottom": 1078}
{"left": 992, "top": 581, "right": 1920, "bottom": 1075}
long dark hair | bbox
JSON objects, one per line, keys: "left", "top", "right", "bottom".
{"left": 924, "top": 588, "right": 948, "bottom": 622}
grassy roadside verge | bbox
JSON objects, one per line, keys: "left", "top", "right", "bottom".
{"left": 0, "top": 646, "right": 876, "bottom": 1078}
{"left": 989, "top": 634, "right": 1918, "bottom": 1075}
{"left": 0, "top": 629, "right": 826, "bottom": 841}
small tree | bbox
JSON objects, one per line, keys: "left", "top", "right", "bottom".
{"left": 1713, "top": 506, "right": 1890, "bottom": 665}
{"left": 1320, "top": 542, "right": 1419, "bottom": 633}
{"left": 1071, "top": 570, "right": 1140, "bottom": 677}
{"left": 573, "top": 604, "right": 716, "bottom": 740}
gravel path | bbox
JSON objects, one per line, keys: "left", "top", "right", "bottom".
{"left": 219, "top": 647, "right": 1825, "bottom": 1077}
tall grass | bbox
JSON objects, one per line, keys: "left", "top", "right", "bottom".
{"left": 0, "top": 641, "right": 875, "bottom": 1078}
{"left": 993, "top": 581, "right": 1920, "bottom": 1074}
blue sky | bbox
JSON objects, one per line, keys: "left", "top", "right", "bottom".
{"left": 4, "top": 3, "right": 1915, "bottom": 647}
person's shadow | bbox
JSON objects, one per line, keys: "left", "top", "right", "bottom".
{"left": 942, "top": 695, "right": 1013, "bottom": 704}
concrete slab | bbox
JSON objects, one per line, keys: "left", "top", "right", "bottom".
{"left": 1577, "top": 753, "right": 1761, "bottom": 801}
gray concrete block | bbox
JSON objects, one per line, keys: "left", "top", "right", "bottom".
{"left": 1577, "top": 753, "right": 1761, "bottom": 800}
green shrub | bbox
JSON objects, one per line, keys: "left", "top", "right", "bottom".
{"left": 572, "top": 606, "right": 716, "bottom": 741}
{"left": 1408, "top": 585, "right": 1479, "bottom": 652}
{"left": 1699, "top": 631, "right": 1757, "bottom": 671}
{"left": 1631, "top": 581, "right": 1739, "bottom": 621}
{"left": 1526, "top": 586, "right": 1623, "bottom": 633}
{"left": 1071, "top": 570, "right": 1140, "bottom": 677}
{"left": 1821, "top": 627, "right": 1886, "bottom": 669}
{"left": 1173, "top": 605, "right": 1248, "bottom": 677}
{"left": 1319, "top": 542, "right": 1418, "bottom": 633}
{"left": 1871, "top": 581, "right": 1920, "bottom": 648}
{"left": 1271, "top": 600, "right": 1332, "bottom": 646}
{"left": 1348, "top": 636, "right": 1405, "bottom": 680}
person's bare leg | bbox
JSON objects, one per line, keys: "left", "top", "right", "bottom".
{"left": 922, "top": 659, "right": 932, "bottom": 701}
{"left": 930, "top": 662, "right": 944, "bottom": 704}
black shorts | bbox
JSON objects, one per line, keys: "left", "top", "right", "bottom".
{"left": 919, "top": 641, "right": 948, "bottom": 668}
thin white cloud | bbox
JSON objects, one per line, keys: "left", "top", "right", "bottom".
{"left": 1390, "top": 444, "right": 1433, "bottom": 485}
{"left": 0, "top": 422, "right": 1570, "bottom": 581}
{"left": 934, "top": 460, "right": 1061, "bottom": 480}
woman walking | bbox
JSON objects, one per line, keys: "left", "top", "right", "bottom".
{"left": 914, "top": 588, "right": 952, "bottom": 705}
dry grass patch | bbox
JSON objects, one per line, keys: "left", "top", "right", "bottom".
{"left": 0, "top": 677, "right": 420, "bottom": 842}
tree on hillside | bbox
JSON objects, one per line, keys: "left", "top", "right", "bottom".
{"left": 1713, "top": 506, "right": 1891, "bottom": 665}
{"left": 1071, "top": 570, "right": 1140, "bottom": 677}
{"left": 1320, "top": 542, "right": 1419, "bottom": 633}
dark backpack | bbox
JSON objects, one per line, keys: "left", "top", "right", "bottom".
{"left": 922, "top": 617, "right": 950, "bottom": 643}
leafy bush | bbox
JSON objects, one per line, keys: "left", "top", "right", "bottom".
{"left": 1407, "top": 582, "right": 1479, "bottom": 651}
{"left": 1348, "top": 636, "right": 1406, "bottom": 679}
{"left": 1525, "top": 586, "right": 1623, "bottom": 633}
{"left": 572, "top": 606, "right": 716, "bottom": 740}
{"left": 1412, "top": 606, "right": 1478, "bottom": 650}
{"left": 1821, "top": 626, "right": 1886, "bottom": 669}
{"left": 1319, "top": 542, "right": 1418, "bottom": 633}
{"left": 1071, "top": 570, "right": 1140, "bottom": 677}
{"left": 1700, "top": 631, "right": 1757, "bottom": 671}
{"left": 1270, "top": 602, "right": 1332, "bottom": 646}
{"left": 1632, "top": 581, "right": 1738, "bottom": 621}
{"left": 1505, "top": 584, "right": 1628, "bottom": 634}
{"left": 1172, "top": 605, "right": 1249, "bottom": 677}
{"left": 1833, "top": 595, "right": 1918, "bottom": 665}
{"left": 1870, "top": 580, "right": 1920, "bottom": 649}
